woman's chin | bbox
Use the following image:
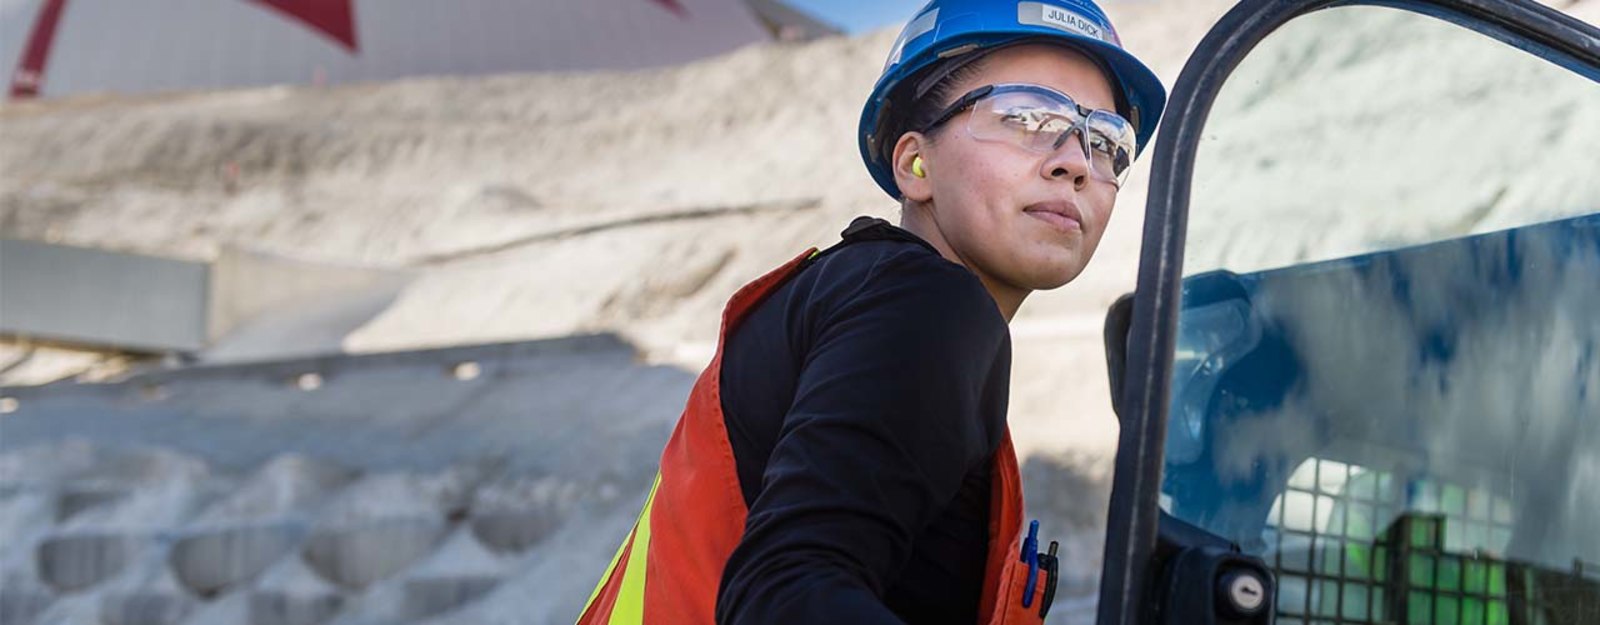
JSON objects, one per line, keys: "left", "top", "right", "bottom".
{"left": 1033, "top": 271, "right": 1082, "bottom": 291}
{"left": 1012, "top": 257, "right": 1087, "bottom": 291}
{"left": 1046, "top": 248, "right": 1096, "bottom": 284}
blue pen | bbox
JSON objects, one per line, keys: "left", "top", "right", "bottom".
{"left": 1021, "top": 519, "right": 1040, "bottom": 607}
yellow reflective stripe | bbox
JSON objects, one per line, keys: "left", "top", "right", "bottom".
{"left": 582, "top": 524, "right": 630, "bottom": 617}
{"left": 609, "top": 474, "right": 662, "bottom": 625}
{"left": 577, "top": 473, "right": 661, "bottom": 623}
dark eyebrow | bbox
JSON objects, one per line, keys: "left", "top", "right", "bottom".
{"left": 918, "top": 83, "right": 1126, "bottom": 136}
{"left": 989, "top": 83, "right": 1102, "bottom": 118}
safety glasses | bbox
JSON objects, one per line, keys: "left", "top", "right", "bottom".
{"left": 920, "top": 83, "right": 1137, "bottom": 186}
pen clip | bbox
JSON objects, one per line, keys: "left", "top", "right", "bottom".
{"left": 1020, "top": 519, "right": 1039, "bottom": 562}
{"left": 1039, "top": 540, "right": 1060, "bottom": 618}
{"left": 1021, "top": 520, "right": 1041, "bottom": 608}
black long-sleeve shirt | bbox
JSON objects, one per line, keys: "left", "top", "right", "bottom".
{"left": 716, "top": 219, "right": 1013, "bottom": 624}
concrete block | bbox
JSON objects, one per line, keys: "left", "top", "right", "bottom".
{"left": 56, "top": 488, "right": 125, "bottom": 523}
{"left": 246, "top": 591, "right": 342, "bottom": 625}
{"left": 170, "top": 524, "right": 301, "bottom": 597}
{"left": 399, "top": 574, "right": 501, "bottom": 620}
{"left": 99, "top": 590, "right": 193, "bottom": 625}
{"left": 0, "top": 585, "right": 53, "bottom": 625}
{"left": 469, "top": 511, "right": 562, "bottom": 554}
{"left": 301, "top": 519, "right": 446, "bottom": 590}
{"left": 35, "top": 533, "right": 133, "bottom": 592}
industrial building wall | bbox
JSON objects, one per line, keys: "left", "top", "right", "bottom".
{"left": 0, "top": 0, "right": 772, "bottom": 98}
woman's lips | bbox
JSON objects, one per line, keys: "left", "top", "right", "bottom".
{"left": 1024, "top": 202, "right": 1083, "bottom": 234}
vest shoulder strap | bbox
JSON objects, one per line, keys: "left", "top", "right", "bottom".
{"left": 803, "top": 216, "right": 940, "bottom": 268}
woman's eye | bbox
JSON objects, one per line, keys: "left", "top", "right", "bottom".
{"left": 1036, "top": 116, "right": 1072, "bottom": 134}
{"left": 1000, "top": 110, "right": 1040, "bottom": 129}
{"left": 1088, "top": 133, "right": 1117, "bottom": 157}
{"left": 999, "top": 109, "right": 1062, "bottom": 133}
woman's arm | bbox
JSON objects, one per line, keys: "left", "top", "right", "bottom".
{"left": 716, "top": 254, "right": 1010, "bottom": 624}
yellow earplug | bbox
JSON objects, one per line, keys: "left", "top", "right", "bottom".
{"left": 912, "top": 156, "right": 926, "bottom": 178}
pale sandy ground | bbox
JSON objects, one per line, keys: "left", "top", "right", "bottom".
{"left": 1, "top": 2, "right": 1596, "bottom": 622}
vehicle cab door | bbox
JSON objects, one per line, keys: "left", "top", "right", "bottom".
{"left": 1095, "top": 1, "right": 1600, "bottom": 624}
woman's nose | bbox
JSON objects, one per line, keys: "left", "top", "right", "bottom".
{"left": 1042, "top": 129, "right": 1091, "bottom": 187}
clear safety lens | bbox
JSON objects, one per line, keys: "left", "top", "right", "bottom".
{"left": 966, "top": 88, "right": 1137, "bottom": 185}
{"left": 1085, "top": 110, "right": 1135, "bottom": 184}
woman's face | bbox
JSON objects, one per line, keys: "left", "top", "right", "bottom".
{"left": 903, "top": 43, "right": 1121, "bottom": 301}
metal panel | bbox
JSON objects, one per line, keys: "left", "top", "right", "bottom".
{"left": 0, "top": 238, "right": 207, "bottom": 352}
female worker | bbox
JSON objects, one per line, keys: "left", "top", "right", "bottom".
{"left": 577, "top": 0, "right": 1165, "bottom": 623}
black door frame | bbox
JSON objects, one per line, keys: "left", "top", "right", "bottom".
{"left": 1095, "top": 1, "right": 1600, "bottom": 623}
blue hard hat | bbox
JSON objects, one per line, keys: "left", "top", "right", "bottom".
{"left": 859, "top": 0, "right": 1167, "bottom": 199}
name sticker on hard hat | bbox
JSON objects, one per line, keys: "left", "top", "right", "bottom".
{"left": 1019, "top": 2, "right": 1111, "bottom": 44}
{"left": 886, "top": 8, "right": 941, "bottom": 70}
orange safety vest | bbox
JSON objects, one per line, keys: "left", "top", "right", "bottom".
{"left": 577, "top": 246, "right": 1053, "bottom": 625}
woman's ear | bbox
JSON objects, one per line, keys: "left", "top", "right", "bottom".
{"left": 892, "top": 133, "right": 933, "bottom": 203}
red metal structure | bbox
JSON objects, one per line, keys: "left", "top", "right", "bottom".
{"left": 8, "top": 0, "right": 66, "bottom": 97}
{"left": 252, "top": 0, "right": 359, "bottom": 51}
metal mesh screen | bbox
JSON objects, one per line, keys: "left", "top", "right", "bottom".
{"left": 1265, "top": 458, "right": 1599, "bottom": 625}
